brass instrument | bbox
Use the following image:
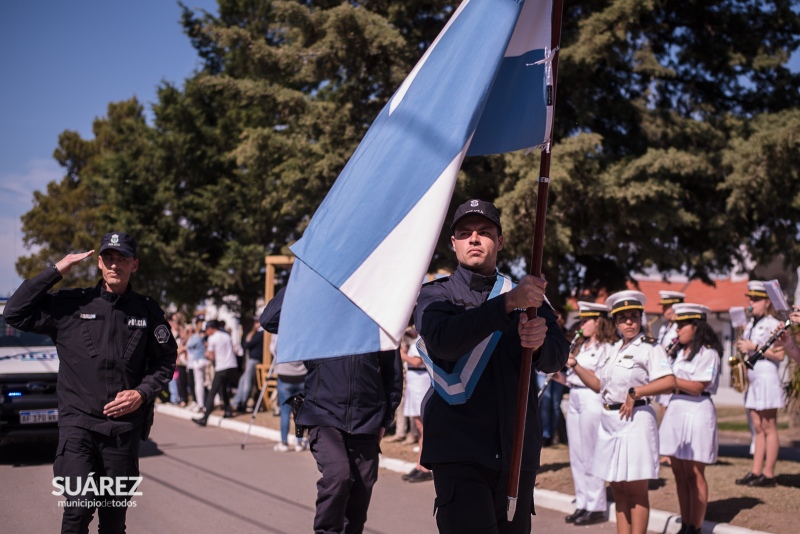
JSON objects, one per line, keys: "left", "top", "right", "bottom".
{"left": 729, "top": 325, "right": 749, "bottom": 393}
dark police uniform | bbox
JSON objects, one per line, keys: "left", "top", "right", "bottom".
{"left": 261, "top": 287, "right": 403, "bottom": 534}
{"left": 413, "top": 265, "right": 569, "bottom": 534}
{"left": 3, "top": 266, "right": 176, "bottom": 534}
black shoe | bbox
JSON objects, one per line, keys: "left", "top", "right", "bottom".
{"left": 565, "top": 509, "right": 586, "bottom": 524}
{"left": 223, "top": 411, "right": 234, "bottom": 418}
{"left": 735, "top": 471, "right": 758, "bottom": 485}
{"left": 748, "top": 474, "right": 777, "bottom": 487}
{"left": 192, "top": 417, "right": 207, "bottom": 427}
{"left": 573, "top": 511, "right": 606, "bottom": 526}
{"left": 406, "top": 469, "right": 433, "bottom": 483}
{"left": 401, "top": 468, "right": 419, "bottom": 481}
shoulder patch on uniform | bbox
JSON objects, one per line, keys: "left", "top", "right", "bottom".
{"left": 154, "top": 324, "right": 171, "bottom": 344}
{"left": 642, "top": 336, "right": 658, "bottom": 345}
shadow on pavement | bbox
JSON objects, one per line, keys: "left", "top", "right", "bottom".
{"left": 776, "top": 473, "right": 800, "bottom": 488}
{"left": 139, "top": 438, "right": 165, "bottom": 458}
{"left": 705, "top": 496, "right": 763, "bottom": 524}
{"left": 537, "top": 461, "right": 570, "bottom": 475}
{"left": 0, "top": 438, "right": 57, "bottom": 467}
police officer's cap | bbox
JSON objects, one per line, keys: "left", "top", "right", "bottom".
{"left": 745, "top": 280, "right": 768, "bottom": 299}
{"left": 658, "top": 290, "right": 685, "bottom": 306}
{"left": 577, "top": 301, "right": 609, "bottom": 318}
{"left": 673, "top": 303, "right": 710, "bottom": 322}
{"left": 605, "top": 290, "right": 647, "bottom": 316}
{"left": 450, "top": 199, "right": 502, "bottom": 235}
{"left": 99, "top": 232, "right": 137, "bottom": 258}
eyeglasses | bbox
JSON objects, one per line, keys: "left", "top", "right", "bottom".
{"left": 676, "top": 321, "right": 693, "bottom": 329}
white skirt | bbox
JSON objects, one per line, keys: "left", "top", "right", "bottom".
{"left": 659, "top": 394, "right": 718, "bottom": 464}
{"left": 403, "top": 370, "right": 430, "bottom": 417}
{"left": 592, "top": 404, "right": 660, "bottom": 482}
{"left": 745, "top": 360, "right": 785, "bottom": 411}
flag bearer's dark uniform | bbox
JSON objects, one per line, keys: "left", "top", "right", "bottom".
{"left": 4, "top": 262, "right": 176, "bottom": 534}
{"left": 261, "top": 288, "right": 403, "bottom": 534}
{"left": 414, "top": 266, "right": 568, "bottom": 534}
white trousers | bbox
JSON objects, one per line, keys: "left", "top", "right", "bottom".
{"left": 566, "top": 387, "right": 607, "bottom": 512}
{"left": 192, "top": 360, "right": 208, "bottom": 407}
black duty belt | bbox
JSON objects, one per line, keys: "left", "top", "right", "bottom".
{"left": 677, "top": 390, "right": 711, "bottom": 397}
{"left": 407, "top": 367, "right": 427, "bottom": 372}
{"left": 603, "top": 399, "right": 649, "bottom": 411}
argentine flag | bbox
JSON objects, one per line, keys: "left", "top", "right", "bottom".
{"left": 277, "top": 0, "right": 556, "bottom": 362}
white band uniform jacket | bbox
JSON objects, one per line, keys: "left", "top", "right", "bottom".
{"left": 592, "top": 333, "right": 673, "bottom": 482}
{"left": 659, "top": 346, "right": 720, "bottom": 464}
{"left": 655, "top": 321, "right": 678, "bottom": 406}
{"left": 743, "top": 315, "right": 785, "bottom": 411}
{"left": 566, "top": 340, "right": 610, "bottom": 512}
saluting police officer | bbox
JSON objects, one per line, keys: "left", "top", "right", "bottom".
{"left": 413, "top": 199, "right": 569, "bottom": 534}
{"left": 3, "top": 232, "right": 177, "bottom": 534}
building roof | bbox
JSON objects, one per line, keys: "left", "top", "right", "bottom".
{"left": 625, "top": 278, "right": 750, "bottom": 315}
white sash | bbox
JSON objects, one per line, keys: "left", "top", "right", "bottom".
{"left": 417, "top": 275, "right": 515, "bottom": 405}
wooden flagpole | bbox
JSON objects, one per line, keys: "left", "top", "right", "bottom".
{"left": 507, "top": 0, "right": 565, "bottom": 521}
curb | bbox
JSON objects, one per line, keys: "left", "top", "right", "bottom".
{"left": 155, "top": 404, "right": 768, "bottom": 534}
{"left": 154, "top": 403, "right": 417, "bottom": 473}
{"left": 534, "top": 489, "right": 769, "bottom": 534}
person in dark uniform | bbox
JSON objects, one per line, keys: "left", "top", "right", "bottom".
{"left": 413, "top": 199, "right": 569, "bottom": 534}
{"left": 3, "top": 232, "right": 177, "bottom": 534}
{"left": 260, "top": 288, "right": 403, "bottom": 534}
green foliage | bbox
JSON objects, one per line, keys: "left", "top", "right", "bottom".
{"left": 16, "top": 0, "right": 800, "bottom": 314}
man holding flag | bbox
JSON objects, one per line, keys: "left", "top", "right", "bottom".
{"left": 414, "top": 200, "right": 569, "bottom": 534}
{"left": 272, "top": 0, "right": 566, "bottom": 530}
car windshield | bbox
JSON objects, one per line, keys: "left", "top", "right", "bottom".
{"left": 0, "top": 315, "right": 54, "bottom": 347}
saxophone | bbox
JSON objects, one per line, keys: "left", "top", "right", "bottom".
{"left": 728, "top": 325, "right": 749, "bottom": 393}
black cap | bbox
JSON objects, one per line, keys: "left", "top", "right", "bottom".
{"left": 99, "top": 232, "right": 137, "bottom": 258}
{"left": 450, "top": 199, "right": 502, "bottom": 234}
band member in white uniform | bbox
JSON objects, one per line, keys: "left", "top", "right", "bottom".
{"left": 589, "top": 290, "right": 676, "bottom": 534}
{"left": 656, "top": 291, "right": 685, "bottom": 347}
{"left": 563, "top": 302, "right": 618, "bottom": 526}
{"left": 659, "top": 304, "right": 721, "bottom": 534}
{"left": 775, "top": 306, "right": 800, "bottom": 364}
{"left": 735, "top": 281, "right": 785, "bottom": 487}
{"left": 654, "top": 291, "right": 684, "bottom": 410}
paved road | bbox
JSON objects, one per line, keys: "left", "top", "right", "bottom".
{"left": 2, "top": 416, "right": 622, "bottom": 533}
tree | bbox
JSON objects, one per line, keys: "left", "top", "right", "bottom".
{"left": 17, "top": 0, "right": 800, "bottom": 314}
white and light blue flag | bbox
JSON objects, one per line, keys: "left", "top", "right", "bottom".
{"left": 277, "top": 0, "right": 556, "bottom": 362}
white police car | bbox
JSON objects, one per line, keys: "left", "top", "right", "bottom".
{"left": 0, "top": 297, "right": 59, "bottom": 444}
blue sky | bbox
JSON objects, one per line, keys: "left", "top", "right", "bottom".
{"left": 0, "top": 2, "right": 798, "bottom": 296}
{"left": 0, "top": 1, "right": 218, "bottom": 295}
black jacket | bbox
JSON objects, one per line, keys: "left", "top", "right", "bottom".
{"left": 260, "top": 287, "right": 402, "bottom": 436}
{"left": 3, "top": 267, "right": 177, "bottom": 435}
{"left": 413, "top": 265, "right": 568, "bottom": 471}
{"left": 242, "top": 329, "right": 264, "bottom": 361}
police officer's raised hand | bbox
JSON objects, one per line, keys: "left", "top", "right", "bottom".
{"left": 518, "top": 314, "right": 547, "bottom": 351}
{"left": 504, "top": 275, "right": 547, "bottom": 314}
{"left": 103, "top": 390, "right": 144, "bottom": 418}
{"left": 54, "top": 250, "right": 95, "bottom": 275}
